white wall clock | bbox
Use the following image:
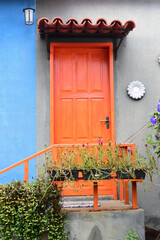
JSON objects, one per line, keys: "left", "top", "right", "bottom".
{"left": 127, "top": 81, "right": 145, "bottom": 100}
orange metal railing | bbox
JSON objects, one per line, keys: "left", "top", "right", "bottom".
{"left": 0, "top": 143, "right": 135, "bottom": 183}
{"left": 0, "top": 143, "right": 142, "bottom": 210}
{"left": 0, "top": 145, "right": 56, "bottom": 182}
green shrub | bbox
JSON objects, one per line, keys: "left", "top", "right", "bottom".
{"left": 0, "top": 179, "right": 68, "bottom": 240}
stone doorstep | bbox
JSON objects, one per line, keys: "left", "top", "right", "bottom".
{"left": 62, "top": 201, "right": 101, "bottom": 208}
{"left": 61, "top": 195, "right": 113, "bottom": 208}
{"left": 61, "top": 196, "right": 134, "bottom": 211}
{"left": 61, "top": 195, "right": 113, "bottom": 202}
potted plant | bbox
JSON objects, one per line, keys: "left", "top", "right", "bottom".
{"left": 80, "top": 141, "right": 112, "bottom": 180}
{"left": 46, "top": 147, "right": 80, "bottom": 181}
{"left": 116, "top": 149, "right": 147, "bottom": 179}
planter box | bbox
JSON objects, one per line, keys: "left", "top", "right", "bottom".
{"left": 48, "top": 170, "right": 79, "bottom": 181}
{"left": 117, "top": 169, "right": 146, "bottom": 179}
{"left": 82, "top": 169, "right": 111, "bottom": 180}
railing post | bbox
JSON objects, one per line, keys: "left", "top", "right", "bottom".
{"left": 124, "top": 181, "right": 129, "bottom": 204}
{"left": 132, "top": 181, "right": 137, "bottom": 209}
{"left": 112, "top": 180, "right": 118, "bottom": 200}
{"left": 24, "top": 160, "right": 29, "bottom": 182}
{"left": 93, "top": 182, "right": 98, "bottom": 211}
{"left": 131, "top": 144, "right": 136, "bottom": 162}
{"left": 119, "top": 180, "right": 124, "bottom": 201}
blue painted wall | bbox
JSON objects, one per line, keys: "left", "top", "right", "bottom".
{"left": 0, "top": 0, "right": 36, "bottom": 184}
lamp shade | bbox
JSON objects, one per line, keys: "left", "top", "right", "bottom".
{"left": 23, "top": 8, "right": 35, "bottom": 25}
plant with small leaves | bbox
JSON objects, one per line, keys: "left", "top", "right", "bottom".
{"left": 0, "top": 179, "right": 68, "bottom": 240}
{"left": 124, "top": 229, "right": 140, "bottom": 240}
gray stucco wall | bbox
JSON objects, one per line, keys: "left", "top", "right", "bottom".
{"left": 36, "top": 0, "right": 160, "bottom": 230}
{"left": 40, "top": 210, "right": 145, "bottom": 240}
{"left": 65, "top": 209, "right": 145, "bottom": 240}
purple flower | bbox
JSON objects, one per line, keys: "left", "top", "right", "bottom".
{"left": 62, "top": 163, "right": 64, "bottom": 166}
{"left": 97, "top": 139, "right": 101, "bottom": 143}
{"left": 153, "top": 146, "right": 157, "bottom": 150}
{"left": 128, "top": 149, "right": 131, "bottom": 152}
{"left": 40, "top": 188, "right": 42, "bottom": 191}
{"left": 109, "top": 142, "right": 111, "bottom": 146}
{"left": 97, "top": 147, "right": 100, "bottom": 150}
{"left": 157, "top": 104, "right": 160, "bottom": 112}
{"left": 82, "top": 144, "right": 85, "bottom": 147}
{"left": 64, "top": 153, "right": 66, "bottom": 155}
{"left": 145, "top": 144, "right": 148, "bottom": 147}
{"left": 150, "top": 116, "right": 156, "bottom": 124}
{"left": 24, "top": 180, "right": 26, "bottom": 182}
{"left": 155, "top": 135, "right": 159, "bottom": 141}
{"left": 100, "top": 141, "right": 103, "bottom": 146}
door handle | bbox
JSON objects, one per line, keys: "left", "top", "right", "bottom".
{"left": 100, "top": 116, "right": 109, "bottom": 129}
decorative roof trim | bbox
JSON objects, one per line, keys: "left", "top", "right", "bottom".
{"left": 38, "top": 17, "right": 136, "bottom": 37}
{"left": 37, "top": 17, "right": 136, "bottom": 60}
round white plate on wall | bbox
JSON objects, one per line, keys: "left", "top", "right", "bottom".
{"left": 127, "top": 81, "right": 145, "bottom": 100}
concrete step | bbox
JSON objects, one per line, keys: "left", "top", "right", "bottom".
{"left": 61, "top": 195, "right": 113, "bottom": 208}
{"left": 62, "top": 195, "right": 113, "bottom": 202}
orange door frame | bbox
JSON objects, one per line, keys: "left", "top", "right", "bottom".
{"left": 50, "top": 42, "right": 115, "bottom": 145}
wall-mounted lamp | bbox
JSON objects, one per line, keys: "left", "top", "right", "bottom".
{"left": 23, "top": 0, "right": 35, "bottom": 25}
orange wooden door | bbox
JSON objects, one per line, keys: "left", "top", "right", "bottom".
{"left": 50, "top": 43, "right": 116, "bottom": 197}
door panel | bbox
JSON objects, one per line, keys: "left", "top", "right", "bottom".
{"left": 51, "top": 44, "right": 115, "bottom": 196}
{"left": 91, "top": 99, "right": 104, "bottom": 139}
{"left": 60, "top": 99, "right": 73, "bottom": 140}
{"left": 76, "top": 99, "right": 89, "bottom": 140}
{"left": 76, "top": 53, "right": 88, "bottom": 91}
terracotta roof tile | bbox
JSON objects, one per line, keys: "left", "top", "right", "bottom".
{"left": 37, "top": 17, "right": 136, "bottom": 37}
